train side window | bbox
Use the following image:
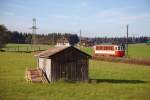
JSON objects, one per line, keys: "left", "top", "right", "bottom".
{"left": 103, "top": 46, "right": 105, "bottom": 50}
{"left": 96, "top": 46, "right": 98, "bottom": 50}
{"left": 101, "top": 46, "right": 102, "bottom": 50}
{"left": 106, "top": 46, "right": 108, "bottom": 50}
{"left": 110, "top": 47, "right": 112, "bottom": 50}
{"left": 108, "top": 46, "right": 111, "bottom": 50}
{"left": 101, "top": 46, "right": 103, "bottom": 50}
{"left": 112, "top": 47, "right": 114, "bottom": 50}
{"left": 100, "top": 46, "right": 103, "bottom": 50}
{"left": 96, "top": 46, "right": 99, "bottom": 50}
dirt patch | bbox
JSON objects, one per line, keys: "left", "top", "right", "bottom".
{"left": 92, "top": 56, "right": 150, "bottom": 66}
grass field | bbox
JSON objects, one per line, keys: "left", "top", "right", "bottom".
{"left": 128, "top": 44, "right": 150, "bottom": 59}
{"left": 0, "top": 43, "right": 150, "bottom": 100}
{"left": 2, "top": 44, "right": 51, "bottom": 52}
{"left": 0, "top": 47, "right": 150, "bottom": 100}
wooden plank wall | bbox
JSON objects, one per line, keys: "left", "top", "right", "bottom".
{"left": 50, "top": 58, "right": 88, "bottom": 82}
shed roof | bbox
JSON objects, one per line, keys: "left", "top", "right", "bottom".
{"left": 35, "top": 46, "right": 91, "bottom": 58}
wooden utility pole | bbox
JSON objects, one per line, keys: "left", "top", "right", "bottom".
{"left": 53, "top": 33, "right": 55, "bottom": 45}
{"left": 126, "top": 24, "right": 129, "bottom": 57}
{"left": 79, "top": 29, "right": 82, "bottom": 49}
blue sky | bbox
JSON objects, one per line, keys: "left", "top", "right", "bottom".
{"left": 0, "top": 0, "right": 150, "bottom": 37}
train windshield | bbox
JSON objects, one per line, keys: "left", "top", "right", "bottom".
{"left": 115, "top": 47, "right": 117, "bottom": 50}
{"left": 118, "top": 47, "right": 120, "bottom": 50}
{"left": 118, "top": 46, "right": 124, "bottom": 51}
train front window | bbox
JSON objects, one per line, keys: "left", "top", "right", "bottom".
{"left": 123, "top": 46, "right": 124, "bottom": 50}
{"left": 118, "top": 47, "right": 120, "bottom": 50}
{"left": 122, "top": 46, "right": 125, "bottom": 50}
{"left": 115, "top": 47, "right": 117, "bottom": 50}
{"left": 121, "top": 46, "right": 123, "bottom": 50}
{"left": 120, "top": 46, "right": 123, "bottom": 50}
{"left": 120, "top": 47, "right": 122, "bottom": 50}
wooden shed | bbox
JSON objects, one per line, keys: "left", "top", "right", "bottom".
{"left": 35, "top": 46, "right": 91, "bottom": 83}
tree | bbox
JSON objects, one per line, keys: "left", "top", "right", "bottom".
{"left": 25, "top": 33, "right": 32, "bottom": 44}
{"left": 0, "top": 25, "right": 10, "bottom": 49}
{"left": 69, "top": 34, "right": 79, "bottom": 45}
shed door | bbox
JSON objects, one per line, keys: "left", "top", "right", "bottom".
{"left": 45, "top": 59, "right": 51, "bottom": 82}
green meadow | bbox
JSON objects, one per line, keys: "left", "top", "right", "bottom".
{"left": 0, "top": 43, "right": 150, "bottom": 100}
{"left": 128, "top": 44, "right": 150, "bottom": 59}
{"left": 2, "top": 43, "right": 150, "bottom": 59}
{"left": 2, "top": 44, "right": 50, "bottom": 52}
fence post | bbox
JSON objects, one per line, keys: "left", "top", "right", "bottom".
{"left": 18, "top": 45, "right": 19, "bottom": 52}
{"left": 27, "top": 47, "right": 29, "bottom": 52}
{"left": 7, "top": 47, "right": 9, "bottom": 51}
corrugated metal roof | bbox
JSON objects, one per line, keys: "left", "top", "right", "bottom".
{"left": 35, "top": 46, "right": 91, "bottom": 58}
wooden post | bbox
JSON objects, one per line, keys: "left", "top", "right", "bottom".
{"left": 126, "top": 25, "right": 129, "bottom": 57}
{"left": 80, "top": 29, "right": 81, "bottom": 50}
{"left": 17, "top": 45, "right": 19, "bottom": 52}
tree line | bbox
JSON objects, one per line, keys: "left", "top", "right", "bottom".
{"left": 93, "top": 37, "right": 149, "bottom": 44}
{"left": 9, "top": 31, "right": 79, "bottom": 45}
{"left": 0, "top": 25, "right": 79, "bottom": 48}
{"left": 0, "top": 24, "right": 149, "bottom": 49}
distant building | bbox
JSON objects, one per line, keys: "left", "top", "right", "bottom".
{"left": 35, "top": 46, "right": 91, "bottom": 83}
{"left": 146, "top": 40, "right": 150, "bottom": 45}
{"left": 80, "top": 38, "right": 95, "bottom": 47}
{"left": 56, "top": 37, "right": 70, "bottom": 47}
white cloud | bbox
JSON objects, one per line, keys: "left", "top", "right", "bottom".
{"left": 55, "top": 15, "right": 70, "bottom": 19}
{"left": 49, "top": 14, "right": 82, "bottom": 21}
{"left": 3, "top": 11, "right": 28, "bottom": 20}
{"left": 4, "top": 12, "right": 15, "bottom": 16}
{"left": 97, "top": 8, "right": 150, "bottom": 24}
{"left": 120, "top": 13, "right": 150, "bottom": 23}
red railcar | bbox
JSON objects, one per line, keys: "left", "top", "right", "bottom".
{"left": 94, "top": 44, "right": 125, "bottom": 57}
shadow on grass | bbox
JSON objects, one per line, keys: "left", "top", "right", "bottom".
{"left": 0, "top": 50, "right": 45, "bottom": 53}
{"left": 89, "top": 79, "right": 147, "bottom": 84}
{"left": 54, "top": 79, "right": 147, "bottom": 84}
